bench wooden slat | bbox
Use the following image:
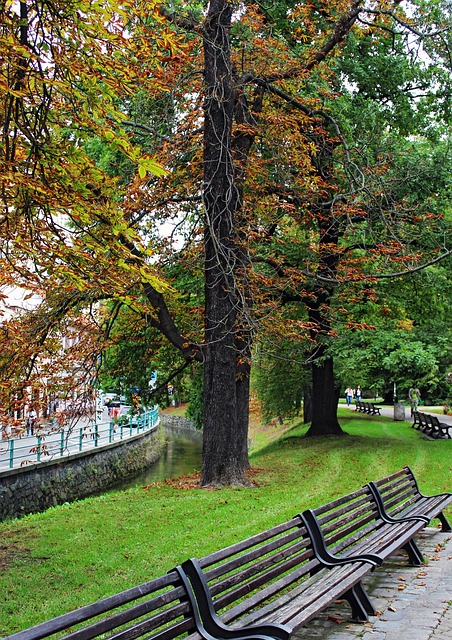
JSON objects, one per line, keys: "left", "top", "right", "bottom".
{"left": 200, "top": 519, "right": 302, "bottom": 568}
{"left": 66, "top": 590, "right": 191, "bottom": 640}
{"left": 234, "top": 561, "right": 371, "bottom": 629}
{"left": 211, "top": 542, "right": 315, "bottom": 615}
{"left": 221, "top": 561, "right": 320, "bottom": 624}
{"left": 202, "top": 523, "right": 309, "bottom": 583}
{"left": 108, "top": 614, "right": 193, "bottom": 640}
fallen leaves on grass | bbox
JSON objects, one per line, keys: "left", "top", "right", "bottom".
{"left": 142, "top": 468, "right": 264, "bottom": 490}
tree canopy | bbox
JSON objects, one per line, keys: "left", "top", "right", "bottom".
{"left": 1, "top": 0, "right": 451, "bottom": 484}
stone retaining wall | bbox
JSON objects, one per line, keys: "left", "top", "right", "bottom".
{"left": 159, "top": 414, "right": 196, "bottom": 430}
{"left": 0, "top": 426, "right": 164, "bottom": 521}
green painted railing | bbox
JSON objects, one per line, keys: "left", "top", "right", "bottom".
{"left": 0, "top": 407, "right": 159, "bottom": 471}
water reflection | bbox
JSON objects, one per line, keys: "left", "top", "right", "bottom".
{"left": 117, "top": 428, "right": 203, "bottom": 490}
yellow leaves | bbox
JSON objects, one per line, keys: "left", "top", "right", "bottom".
{"left": 138, "top": 156, "right": 167, "bottom": 179}
{"left": 138, "top": 265, "right": 172, "bottom": 293}
{"left": 397, "top": 318, "right": 414, "bottom": 331}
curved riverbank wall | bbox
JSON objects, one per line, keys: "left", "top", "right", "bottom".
{"left": 0, "top": 425, "right": 164, "bottom": 522}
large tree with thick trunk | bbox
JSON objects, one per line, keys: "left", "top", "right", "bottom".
{"left": 201, "top": 0, "right": 246, "bottom": 483}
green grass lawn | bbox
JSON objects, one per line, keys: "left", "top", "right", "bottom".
{"left": 1, "top": 408, "right": 451, "bottom": 635}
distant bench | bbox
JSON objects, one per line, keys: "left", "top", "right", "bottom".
{"left": 412, "top": 411, "right": 452, "bottom": 439}
{"left": 6, "top": 467, "right": 451, "bottom": 640}
{"left": 355, "top": 400, "right": 382, "bottom": 415}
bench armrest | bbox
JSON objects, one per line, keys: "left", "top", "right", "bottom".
{"left": 367, "top": 482, "right": 430, "bottom": 525}
{"left": 299, "top": 511, "right": 383, "bottom": 569}
{"left": 174, "top": 560, "right": 291, "bottom": 640}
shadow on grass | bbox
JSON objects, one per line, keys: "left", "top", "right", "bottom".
{"left": 250, "top": 415, "right": 418, "bottom": 461}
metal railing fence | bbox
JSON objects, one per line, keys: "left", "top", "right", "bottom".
{"left": 0, "top": 407, "right": 159, "bottom": 471}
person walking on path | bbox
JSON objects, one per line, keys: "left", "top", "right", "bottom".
{"left": 26, "top": 408, "right": 37, "bottom": 436}
{"left": 345, "top": 386, "right": 354, "bottom": 407}
{"left": 409, "top": 384, "right": 421, "bottom": 415}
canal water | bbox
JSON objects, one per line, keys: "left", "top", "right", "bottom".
{"left": 117, "top": 427, "right": 203, "bottom": 490}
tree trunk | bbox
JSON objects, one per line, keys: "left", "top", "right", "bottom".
{"left": 303, "top": 384, "right": 312, "bottom": 424}
{"left": 306, "top": 354, "right": 343, "bottom": 436}
{"left": 202, "top": 341, "right": 246, "bottom": 485}
{"left": 236, "top": 356, "right": 251, "bottom": 471}
{"left": 201, "top": 0, "right": 249, "bottom": 485}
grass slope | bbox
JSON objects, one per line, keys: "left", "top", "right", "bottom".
{"left": 0, "top": 408, "right": 451, "bottom": 635}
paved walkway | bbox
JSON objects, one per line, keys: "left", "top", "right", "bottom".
{"left": 293, "top": 527, "right": 452, "bottom": 640}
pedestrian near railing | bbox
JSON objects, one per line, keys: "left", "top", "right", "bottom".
{"left": 0, "top": 407, "right": 159, "bottom": 471}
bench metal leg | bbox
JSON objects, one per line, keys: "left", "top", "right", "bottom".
{"left": 438, "top": 512, "right": 452, "bottom": 532}
{"left": 353, "top": 582, "right": 376, "bottom": 616}
{"left": 343, "top": 585, "right": 371, "bottom": 622}
{"left": 403, "top": 539, "right": 424, "bottom": 566}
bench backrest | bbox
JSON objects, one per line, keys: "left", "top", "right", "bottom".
{"left": 371, "top": 467, "right": 420, "bottom": 519}
{"left": 6, "top": 571, "right": 196, "bottom": 640}
{"left": 428, "top": 415, "right": 450, "bottom": 433}
{"left": 195, "top": 516, "right": 317, "bottom": 626}
{"left": 307, "top": 486, "right": 380, "bottom": 557}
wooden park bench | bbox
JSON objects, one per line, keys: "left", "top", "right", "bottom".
{"left": 411, "top": 410, "right": 424, "bottom": 430}
{"left": 6, "top": 515, "right": 383, "bottom": 640}
{"left": 5, "top": 570, "right": 198, "bottom": 640}
{"left": 6, "top": 469, "right": 447, "bottom": 640}
{"left": 366, "top": 402, "right": 381, "bottom": 415}
{"left": 3, "top": 564, "right": 291, "bottom": 640}
{"left": 426, "top": 415, "right": 452, "bottom": 439}
{"left": 180, "top": 477, "right": 440, "bottom": 635}
{"left": 412, "top": 412, "right": 451, "bottom": 439}
{"left": 368, "top": 466, "right": 452, "bottom": 532}
{"left": 411, "top": 411, "right": 432, "bottom": 435}
{"left": 5, "top": 518, "right": 386, "bottom": 640}
{"left": 354, "top": 401, "right": 381, "bottom": 415}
